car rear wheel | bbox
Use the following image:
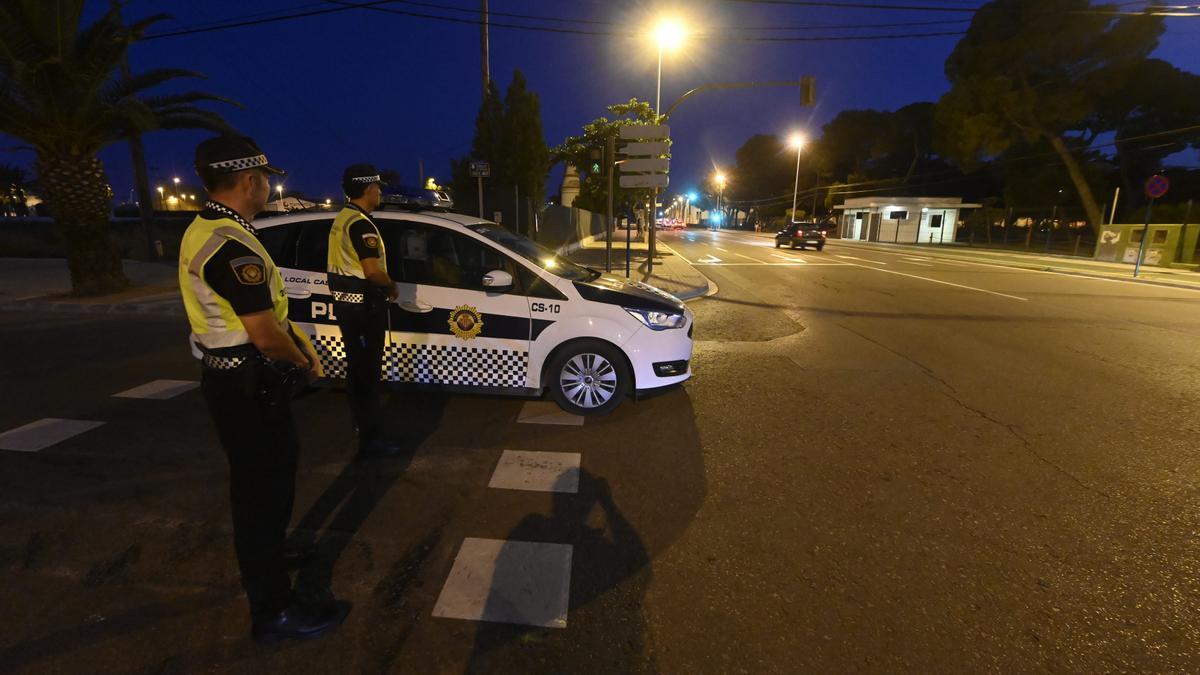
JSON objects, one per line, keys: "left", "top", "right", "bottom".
{"left": 548, "top": 340, "right": 630, "bottom": 416}
{"left": 774, "top": 241, "right": 781, "bottom": 248}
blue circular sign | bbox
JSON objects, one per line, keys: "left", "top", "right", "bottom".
{"left": 1145, "top": 174, "right": 1170, "bottom": 199}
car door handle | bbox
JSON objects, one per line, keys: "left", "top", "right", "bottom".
{"left": 400, "top": 300, "right": 433, "bottom": 313}
{"left": 286, "top": 289, "right": 312, "bottom": 299}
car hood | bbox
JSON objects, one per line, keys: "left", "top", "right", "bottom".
{"left": 573, "top": 274, "right": 686, "bottom": 313}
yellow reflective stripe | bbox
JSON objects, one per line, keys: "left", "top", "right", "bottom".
{"left": 327, "top": 207, "right": 387, "bottom": 277}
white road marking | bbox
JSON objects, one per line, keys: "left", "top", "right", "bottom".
{"left": 714, "top": 246, "right": 727, "bottom": 252}
{"left": 835, "top": 255, "right": 887, "bottom": 265}
{"left": 517, "top": 401, "right": 584, "bottom": 426}
{"left": 835, "top": 260, "right": 1029, "bottom": 301}
{"left": 771, "top": 253, "right": 805, "bottom": 262}
{"left": 0, "top": 418, "right": 105, "bottom": 452}
{"left": 697, "top": 255, "right": 723, "bottom": 264}
{"left": 488, "top": 450, "right": 581, "bottom": 494}
{"left": 113, "top": 379, "right": 199, "bottom": 400}
{"left": 433, "top": 538, "right": 572, "bottom": 628}
{"left": 732, "top": 251, "right": 766, "bottom": 263}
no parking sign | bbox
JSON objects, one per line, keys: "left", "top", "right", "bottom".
{"left": 1144, "top": 174, "right": 1170, "bottom": 200}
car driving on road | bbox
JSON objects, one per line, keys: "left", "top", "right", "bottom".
{"left": 254, "top": 208, "right": 694, "bottom": 415}
{"left": 775, "top": 222, "right": 826, "bottom": 251}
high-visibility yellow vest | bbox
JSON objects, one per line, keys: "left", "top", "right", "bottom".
{"left": 327, "top": 205, "right": 387, "bottom": 293}
{"left": 178, "top": 214, "right": 288, "bottom": 353}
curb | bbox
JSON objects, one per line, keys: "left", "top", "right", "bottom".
{"left": 656, "top": 241, "right": 718, "bottom": 302}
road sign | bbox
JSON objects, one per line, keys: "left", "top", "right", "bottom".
{"left": 1144, "top": 174, "right": 1169, "bottom": 199}
{"left": 469, "top": 161, "right": 491, "bottom": 178}
{"left": 621, "top": 141, "right": 669, "bottom": 156}
{"left": 619, "top": 124, "right": 670, "bottom": 140}
{"left": 620, "top": 174, "right": 669, "bottom": 189}
{"left": 620, "top": 158, "right": 669, "bottom": 173}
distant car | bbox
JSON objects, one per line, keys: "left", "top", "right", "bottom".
{"left": 775, "top": 223, "right": 826, "bottom": 250}
{"left": 381, "top": 185, "right": 452, "bottom": 211}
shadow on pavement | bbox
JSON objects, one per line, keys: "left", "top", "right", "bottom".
{"left": 289, "top": 392, "right": 447, "bottom": 607}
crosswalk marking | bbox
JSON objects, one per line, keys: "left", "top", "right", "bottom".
{"left": 113, "top": 379, "right": 199, "bottom": 400}
{"left": 433, "top": 538, "right": 573, "bottom": 628}
{"left": 489, "top": 450, "right": 581, "bottom": 493}
{"left": 0, "top": 418, "right": 105, "bottom": 452}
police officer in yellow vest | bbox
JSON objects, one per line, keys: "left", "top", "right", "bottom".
{"left": 328, "top": 164, "right": 400, "bottom": 456}
{"left": 180, "top": 136, "right": 350, "bottom": 644}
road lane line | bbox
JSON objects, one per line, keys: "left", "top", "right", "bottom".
{"left": 488, "top": 450, "right": 581, "bottom": 493}
{"left": 0, "top": 419, "right": 106, "bottom": 452}
{"left": 433, "top": 538, "right": 572, "bottom": 628}
{"left": 836, "top": 260, "right": 1029, "bottom": 301}
{"left": 771, "top": 253, "right": 806, "bottom": 262}
{"left": 113, "top": 379, "right": 199, "bottom": 400}
{"left": 835, "top": 255, "right": 887, "bottom": 265}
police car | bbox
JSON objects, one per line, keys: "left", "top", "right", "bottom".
{"left": 254, "top": 208, "right": 694, "bottom": 415}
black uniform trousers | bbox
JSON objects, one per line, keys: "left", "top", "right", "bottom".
{"left": 200, "top": 362, "right": 299, "bottom": 620}
{"left": 335, "top": 297, "right": 388, "bottom": 448}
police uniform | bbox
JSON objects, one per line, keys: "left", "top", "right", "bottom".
{"left": 180, "top": 137, "right": 343, "bottom": 641}
{"left": 327, "top": 166, "right": 392, "bottom": 453}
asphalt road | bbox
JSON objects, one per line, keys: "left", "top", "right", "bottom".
{"left": 1, "top": 229, "right": 1198, "bottom": 673}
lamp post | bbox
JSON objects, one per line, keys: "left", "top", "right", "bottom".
{"left": 276, "top": 184, "right": 284, "bottom": 211}
{"left": 155, "top": 186, "right": 164, "bottom": 210}
{"left": 172, "top": 176, "right": 180, "bottom": 198}
{"left": 649, "top": 18, "right": 686, "bottom": 269}
{"left": 789, "top": 133, "right": 806, "bottom": 223}
{"left": 714, "top": 171, "right": 727, "bottom": 229}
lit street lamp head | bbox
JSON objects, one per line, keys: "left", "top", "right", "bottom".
{"left": 714, "top": 171, "right": 727, "bottom": 187}
{"left": 790, "top": 133, "right": 807, "bottom": 151}
{"left": 653, "top": 19, "right": 687, "bottom": 52}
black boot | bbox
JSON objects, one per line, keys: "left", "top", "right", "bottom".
{"left": 251, "top": 599, "right": 351, "bottom": 645}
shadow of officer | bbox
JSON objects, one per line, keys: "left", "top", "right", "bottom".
{"left": 288, "top": 393, "right": 448, "bottom": 609}
{"left": 466, "top": 469, "right": 654, "bottom": 673}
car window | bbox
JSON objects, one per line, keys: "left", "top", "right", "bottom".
{"left": 256, "top": 221, "right": 302, "bottom": 268}
{"left": 382, "top": 220, "right": 521, "bottom": 293}
{"left": 293, "top": 219, "right": 333, "bottom": 272}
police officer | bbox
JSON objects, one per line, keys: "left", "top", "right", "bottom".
{"left": 180, "top": 136, "right": 350, "bottom": 644}
{"left": 327, "top": 163, "right": 400, "bottom": 456}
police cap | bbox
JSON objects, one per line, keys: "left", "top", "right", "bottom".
{"left": 194, "top": 136, "right": 286, "bottom": 176}
{"left": 342, "top": 163, "right": 386, "bottom": 190}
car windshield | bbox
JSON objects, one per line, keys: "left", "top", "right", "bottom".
{"left": 467, "top": 223, "right": 600, "bottom": 282}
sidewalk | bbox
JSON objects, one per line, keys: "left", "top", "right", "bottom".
{"left": 565, "top": 232, "right": 715, "bottom": 301}
{"left": 0, "top": 258, "right": 183, "bottom": 316}
{"left": 741, "top": 231, "right": 1200, "bottom": 291}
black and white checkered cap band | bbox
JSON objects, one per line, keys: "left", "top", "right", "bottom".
{"left": 351, "top": 175, "right": 381, "bottom": 183}
{"left": 332, "top": 291, "right": 365, "bottom": 303}
{"left": 208, "top": 154, "right": 269, "bottom": 172}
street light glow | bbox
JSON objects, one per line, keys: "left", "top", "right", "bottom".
{"left": 714, "top": 171, "right": 727, "bottom": 186}
{"left": 653, "top": 19, "right": 687, "bottom": 52}
{"left": 173, "top": 177, "right": 180, "bottom": 184}
{"left": 276, "top": 185, "right": 284, "bottom": 194}
{"left": 789, "top": 133, "right": 807, "bottom": 150}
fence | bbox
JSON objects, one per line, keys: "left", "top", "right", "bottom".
{"left": 956, "top": 207, "right": 1097, "bottom": 258}
{"left": 537, "top": 205, "right": 607, "bottom": 252}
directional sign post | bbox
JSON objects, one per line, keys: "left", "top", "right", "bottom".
{"left": 470, "top": 161, "right": 491, "bottom": 219}
{"left": 1134, "top": 174, "right": 1169, "bottom": 278}
{"left": 619, "top": 125, "right": 670, "bottom": 274}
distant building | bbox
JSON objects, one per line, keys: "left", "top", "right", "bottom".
{"left": 834, "top": 197, "right": 980, "bottom": 244}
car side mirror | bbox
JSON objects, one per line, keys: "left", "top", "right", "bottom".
{"left": 482, "top": 270, "right": 513, "bottom": 290}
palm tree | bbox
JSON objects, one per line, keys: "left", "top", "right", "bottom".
{"left": 0, "top": 1, "right": 235, "bottom": 295}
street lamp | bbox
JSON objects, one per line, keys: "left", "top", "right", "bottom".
{"left": 172, "top": 176, "right": 180, "bottom": 198}
{"left": 156, "top": 186, "right": 164, "bottom": 210}
{"left": 789, "top": 133, "right": 807, "bottom": 223}
{"left": 714, "top": 171, "right": 727, "bottom": 229}
{"left": 652, "top": 19, "right": 687, "bottom": 118}
{"left": 275, "top": 184, "right": 284, "bottom": 211}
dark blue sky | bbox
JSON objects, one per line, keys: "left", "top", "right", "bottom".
{"left": 8, "top": 1, "right": 1199, "bottom": 203}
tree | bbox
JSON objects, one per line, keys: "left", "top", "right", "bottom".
{"left": 0, "top": 1, "right": 235, "bottom": 295}
{"left": 935, "top": 0, "right": 1165, "bottom": 233}
{"left": 553, "top": 98, "right": 659, "bottom": 214}
{"left": 450, "top": 72, "right": 549, "bottom": 231}
{"left": 502, "top": 71, "right": 550, "bottom": 229}
{"left": 727, "top": 134, "right": 795, "bottom": 220}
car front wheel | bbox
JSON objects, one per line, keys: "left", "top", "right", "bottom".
{"left": 548, "top": 340, "right": 630, "bottom": 416}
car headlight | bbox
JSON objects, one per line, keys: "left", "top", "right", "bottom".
{"left": 624, "top": 307, "right": 686, "bottom": 330}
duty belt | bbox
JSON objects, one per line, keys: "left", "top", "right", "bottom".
{"left": 332, "top": 290, "right": 365, "bottom": 303}
{"left": 202, "top": 354, "right": 250, "bottom": 370}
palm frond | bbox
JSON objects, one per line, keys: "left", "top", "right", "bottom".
{"left": 102, "top": 68, "right": 204, "bottom": 104}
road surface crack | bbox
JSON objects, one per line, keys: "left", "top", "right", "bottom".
{"left": 838, "top": 322, "right": 1110, "bottom": 499}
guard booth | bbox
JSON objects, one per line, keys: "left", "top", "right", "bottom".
{"left": 1094, "top": 223, "right": 1200, "bottom": 269}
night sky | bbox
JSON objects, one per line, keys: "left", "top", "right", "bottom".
{"left": 7, "top": 1, "right": 1199, "bottom": 204}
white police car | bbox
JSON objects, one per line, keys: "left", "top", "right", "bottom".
{"left": 255, "top": 208, "right": 694, "bottom": 415}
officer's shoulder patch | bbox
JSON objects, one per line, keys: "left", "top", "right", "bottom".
{"left": 361, "top": 232, "right": 380, "bottom": 249}
{"left": 230, "top": 256, "right": 266, "bottom": 285}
